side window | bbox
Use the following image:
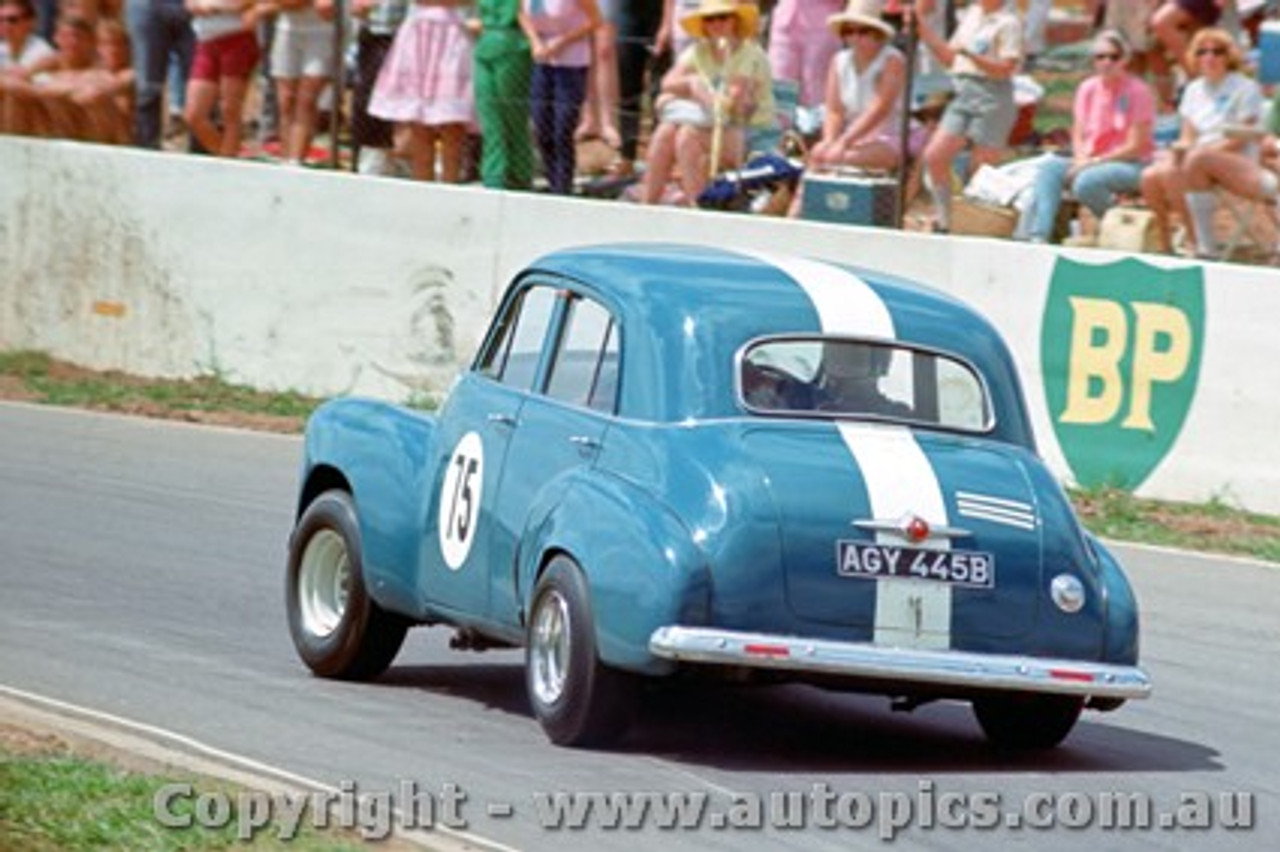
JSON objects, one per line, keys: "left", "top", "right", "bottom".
{"left": 545, "top": 297, "right": 620, "bottom": 413}
{"left": 477, "top": 286, "right": 558, "bottom": 390}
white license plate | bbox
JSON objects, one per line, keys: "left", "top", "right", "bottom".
{"left": 836, "top": 541, "right": 995, "bottom": 588}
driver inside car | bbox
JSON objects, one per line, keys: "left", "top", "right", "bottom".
{"left": 814, "top": 341, "right": 913, "bottom": 417}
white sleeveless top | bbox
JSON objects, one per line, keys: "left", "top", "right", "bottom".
{"left": 835, "top": 44, "right": 904, "bottom": 143}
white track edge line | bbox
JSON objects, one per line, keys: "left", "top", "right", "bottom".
{"left": 0, "top": 683, "right": 518, "bottom": 852}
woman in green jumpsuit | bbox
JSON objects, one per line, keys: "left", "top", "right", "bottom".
{"left": 474, "top": 0, "right": 535, "bottom": 188}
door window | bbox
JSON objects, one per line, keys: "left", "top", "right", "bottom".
{"left": 545, "top": 297, "right": 620, "bottom": 413}
{"left": 477, "top": 286, "right": 559, "bottom": 390}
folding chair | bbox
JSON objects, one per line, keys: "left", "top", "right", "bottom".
{"left": 1214, "top": 188, "right": 1280, "bottom": 261}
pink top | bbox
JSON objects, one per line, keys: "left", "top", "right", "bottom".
{"left": 770, "top": 0, "right": 844, "bottom": 34}
{"left": 523, "top": 0, "right": 592, "bottom": 68}
{"left": 1074, "top": 73, "right": 1156, "bottom": 161}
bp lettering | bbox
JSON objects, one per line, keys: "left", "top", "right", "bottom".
{"left": 1059, "top": 297, "right": 1193, "bottom": 432}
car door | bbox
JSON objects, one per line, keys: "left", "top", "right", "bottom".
{"left": 486, "top": 288, "right": 621, "bottom": 627}
{"left": 422, "top": 284, "right": 560, "bottom": 618}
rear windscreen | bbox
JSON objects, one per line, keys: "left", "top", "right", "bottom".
{"left": 740, "top": 338, "right": 992, "bottom": 432}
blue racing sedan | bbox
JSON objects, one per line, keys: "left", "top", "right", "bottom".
{"left": 285, "top": 243, "right": 1151, "bottom": 749}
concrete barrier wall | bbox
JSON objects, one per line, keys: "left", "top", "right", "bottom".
{"left": 3, "top": 137, "right": 1278, "bottom": 513}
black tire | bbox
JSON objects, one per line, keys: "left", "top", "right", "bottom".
{"left": 286, "top": 489, "right": 408, "bottom": 680}
{"left": 973, "top": 693, "right": 1084, "bottom": 751}
{"left": 526, "top": 556, "right": 636, "bottom": 747}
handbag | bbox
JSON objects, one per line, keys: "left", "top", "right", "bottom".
{"left": 1096, "top": 207, "right": 1161, "bottom": 253}
{"left": 657, "top": 97, "right": 713, "bottom": 129}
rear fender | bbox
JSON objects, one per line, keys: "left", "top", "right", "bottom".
{"left": 1015, "top": 457, "right": 1114, "bottom": 660}
{"left": 300, "top": 399, "right": 439, "bottom": 619}
{"left": 1088, "top": 535, "right": 1141, "bottom": 665}
{"left": 516, "top": 470, "right": 711, "bottom": 675}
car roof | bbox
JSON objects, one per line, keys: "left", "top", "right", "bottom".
{"left": 520, "top": 243, "right": 1036, "bottom": 449}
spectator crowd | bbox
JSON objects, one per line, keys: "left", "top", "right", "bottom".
{"left": 4, "top": 0, "right": 1280, "bottom": 262}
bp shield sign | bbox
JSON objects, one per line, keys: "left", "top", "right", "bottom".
{"left": 1041, "top": 257, "right": 1205, "bottom": 491}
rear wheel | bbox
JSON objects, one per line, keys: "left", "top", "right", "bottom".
{"left": 526, "top": 556, "right": 635, "bottom": 747}
{"left": 286, "top": 490, "right": 408, "bottom": 680}
{"left": 973, "top": 693, "right": 1084, "bottom": 751}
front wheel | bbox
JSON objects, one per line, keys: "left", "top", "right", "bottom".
{"left": 973, "top": 693, "right": 1084, "bottom": 751}
{"left": 286, "top": 489, "right": 408, "bottom": 680}
{"left": 526, "top": 556, "right": 636, "bottom": 747}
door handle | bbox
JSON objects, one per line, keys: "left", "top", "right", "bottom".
{"left": 487, "top": 413, "right": 517, "bottom": 428}
{"left": 569, "top": 435, "right": 601, "bottom": 451}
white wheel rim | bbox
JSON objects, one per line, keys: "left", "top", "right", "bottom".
{"left": 298, "top": 528, "right": 351, "bottom": 639}
{"left": 530, "top": 589, "right": 571, "bottom": 706}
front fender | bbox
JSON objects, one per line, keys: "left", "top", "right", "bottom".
{"left": 1088, "top": 535, "right": 1141, "bottom": 665}
{"left": 301, "top": 399, "right": 439, "bottom": 619}
{"left": 517, "top": 469, "right": 712, "bottom": 675}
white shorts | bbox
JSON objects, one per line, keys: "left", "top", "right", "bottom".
{"left": 271, "top": 27, "right": 335, "bottom": 80}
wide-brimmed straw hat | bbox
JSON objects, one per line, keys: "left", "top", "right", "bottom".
{"left": 827, "top": 0, "right": 895, "bottom": 40}
{"left": 680, "top": 0, "right": 761, "bottom": 40}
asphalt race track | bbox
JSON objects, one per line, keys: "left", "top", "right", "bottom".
{"left": 0, "top": 402, "right": 1275, "bottom": 850}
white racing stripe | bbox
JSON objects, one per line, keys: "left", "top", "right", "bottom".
{"left": 737, "top": 250, "right": 894, "bottom": 338}
{"left": 740, "top": 249, "right": 954, "bottom": 649}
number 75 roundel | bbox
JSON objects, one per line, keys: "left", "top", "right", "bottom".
{"left": 438, "top": 432, "right": 485, "bottom": 571}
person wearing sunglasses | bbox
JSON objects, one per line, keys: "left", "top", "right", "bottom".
{"left": 640, "top": 0, "right": 773, "bottom": 205}
{"left": 907, "top": 0, "right": 1021, "bottom": 234}
{"left": 803, "top": 0, "right": 903, "bottom": 177}
{"left": 0, "top": 0, "right": 54, "bottom": 74}
{"left": 1152, "top": 0, "right": 1223, "bottom": 77}
{"left": 1140, "top": 27, "right": 1263, "bottom": 255}
{"left": 1012, "top": 29, "right": 1155, "bottom": 243}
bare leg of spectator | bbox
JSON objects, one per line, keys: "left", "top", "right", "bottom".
{"left": 216, "top": 74, "right": 250, "bottom": 156}
{"left": 407, "top": 123, "right": 439, "bottom": 181}
{"left": 275, "top": 77, "right": 297, "bottom": 160}
{"left": 437, "top": 122, "right": 466, "bottom": 183}
{"left": 640, "top": 120, "right": 678, "bottom": 202}
{"left": 674, "top": 124, "right": 709, "bottom": 205}
{"left": 923, "top": 128, "right": 967, "bottom": 232}
{"left": 288, "top": 75, "right": 326, "bottom": 164}
{"left": 186, "top": 76, "right": 221, "bottom": 154}
{"left": 596, "top": 21, "right": 620, "bottom": 147}
{"left": 1141, "top": 156, "right": 1189, "bottom": 253}
{"left": 1187, "top": 147, "right": 1278, "bottom": 203}
{"left": 577, "top": 20, "right": 621, "bottom": 147}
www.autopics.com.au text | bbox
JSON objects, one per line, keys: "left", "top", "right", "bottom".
{"left": 152, "top": 780, "right": 1256, "bottom": 841}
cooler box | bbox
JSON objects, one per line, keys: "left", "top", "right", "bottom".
{"left": 1260, "top": 21, "right": 1280, "bottom": 85}
{"left": 799, "top": 172, "right": 898, "bottom": 227}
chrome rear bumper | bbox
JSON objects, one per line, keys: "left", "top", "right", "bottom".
{"left": 649, "top": 626, "right": 1152, "bottom": 700}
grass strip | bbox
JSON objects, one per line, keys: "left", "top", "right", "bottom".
{"left": 0, "top": 751, "right": 372, "bottom": 851}
{"left": 0, "top": 351, "right": 322, "bottom": 428}
{"left": 1070, "top": 486, "right": 1280, "bottom": 564}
